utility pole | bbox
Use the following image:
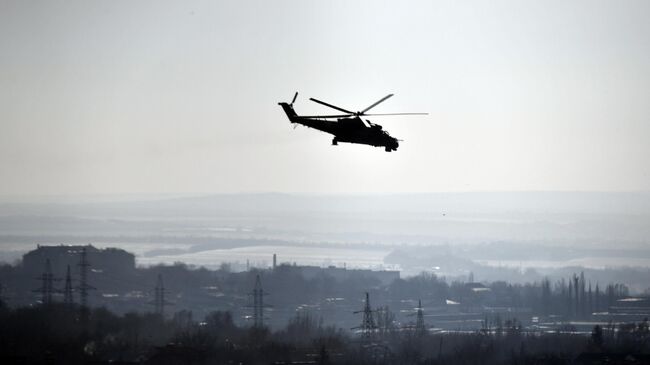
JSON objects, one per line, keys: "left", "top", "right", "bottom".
{"left": 63, "top": 265, "right": 74, "bottom": 306}
{"left": 353, "top": 292, "right": 377, "bottom": 341}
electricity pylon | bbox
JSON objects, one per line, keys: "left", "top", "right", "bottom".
{"left": 415, "top": 299, "right": 426, "bottom": 336}
{"left": 149, "top": 274, "right": 173, "bottom": 317}
{"left": 248, "top": 274, "right": 270, "bottom": 328}
{"left": 76, "top": 247, "right": 95, "bottom": 309}
{"left": 33, "top": 259, "right": 59, "bottom": 305}
{"left": 353, "top": 292, "right": 377, "bottom": 341}
{"left": 63, "top": 264, "right": 74, "bottom": 306}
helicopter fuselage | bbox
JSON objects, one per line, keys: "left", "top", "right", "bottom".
{"left": 279, "top": 102, "right": 399, "bottom": 152}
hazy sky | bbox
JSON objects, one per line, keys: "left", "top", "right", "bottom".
{"left": 1, "top": 0, "right": 649, "bottom": 195}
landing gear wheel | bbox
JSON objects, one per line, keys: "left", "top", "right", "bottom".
{"left": 385, "top": 147, "right": 392, "bottom": 152}
{"left": 332, "top": 138, "right": 338, "bottom": 146}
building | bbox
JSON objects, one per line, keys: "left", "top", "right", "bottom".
{"left": 280, "top": 264, "right": 399, "bottom": 285}
{"left": 22, "top": 244, "right": 136, "bottom": 277}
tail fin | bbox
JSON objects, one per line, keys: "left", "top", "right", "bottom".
{"left": 278, "top": 102, "right": 298, "bottom": 122}
{"left": 279, "top": 92, "right": 299, "bottom": 122}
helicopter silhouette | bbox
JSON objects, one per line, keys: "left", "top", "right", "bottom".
{"left": 279, "top": 92, "right": 427, "bottom": 152}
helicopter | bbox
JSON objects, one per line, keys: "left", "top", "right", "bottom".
{"left": 279, "top": 92, "right": 427, "bottom": 152}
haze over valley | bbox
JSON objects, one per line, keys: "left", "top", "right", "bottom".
{"left": 2, "top": 192, "right": 648, "bottom": 291}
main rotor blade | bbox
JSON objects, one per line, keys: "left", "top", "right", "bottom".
{"left": 362, "top": 112, "right": 429, "bottom": 116}
{"left": 298, "top": 114, "right": 351, "bottom": 119}
{"left": 360, "top": 94, "right": 394, "bottom": 114}
{"left": 309, "top": 98, "right": 354, "bottom": 114}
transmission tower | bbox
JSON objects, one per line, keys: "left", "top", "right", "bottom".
{"left": 415, "top": 299, "right": 426, "bottom": 336}
{"left": 63, "top": 265, "right": 74, "bottom": 306}
{"left": 149, "top": 274, "right": 172, "bottom": 317}
{"left": 248, "top": 274, "right": 269, "bottom": 328}
{"left": 353, "top": 292, "right": 377, "bottom": 341}
{"left": 76, "top": 246, "right": 95, "bottom": 313}
{"left": 33, "top": 259, "right": 57, "bottom": 305}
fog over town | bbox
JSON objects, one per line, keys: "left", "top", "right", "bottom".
{"left": 2, "top": 192, "right": 650, "bottom": 363}
{"left": 2, "top": 192, "right": 649, "bottom": 274}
